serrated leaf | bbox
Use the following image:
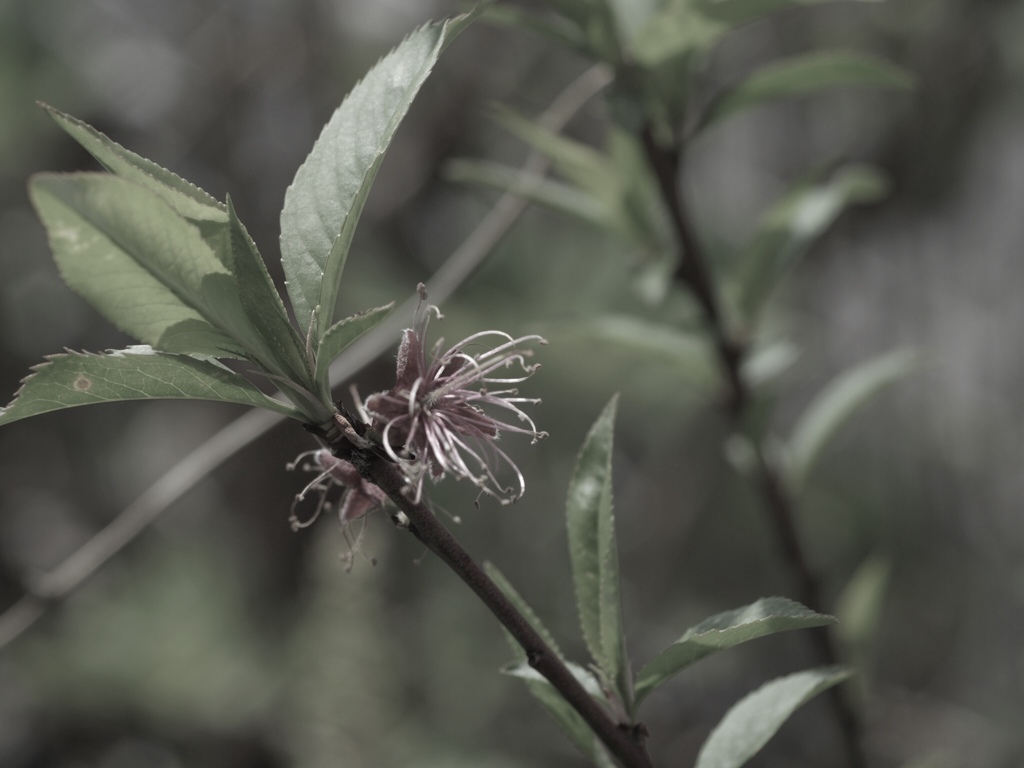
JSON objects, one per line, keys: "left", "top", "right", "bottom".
{"left": 29, "top": 173, "right": 247, "bottom": 359}
{"left": 566, "top": 395, "right": 630, "bottom": 707}
{"left": 484, "top": 562, "right": 566, "bottom": 662}
{"left": 788, "top": 349, "right": 919, "bottom": 489}
{"left": 27, "top": 172, "right": 319, "bottom": 400}
{"left": 736, "top": 164, "right": 889, "bottom": 325}
{"left": 445, "top": 159, "right": 609, "bottom": 229}
{"left": 634, "top": 597, "right": 835, "bottom": 703}
{"left": 42, "top": 105, "right": 226, "bottom": 223}
{"left": 279, "top": 9, "right": 477, "bottom": 353}
{"left": 314, "top": 303, "right": 394, "bottom": 396}
{"left": 225, "top": 196, "right": 311, "bottom": 385}
{"left": 502, "top": 659, "right": 614, "bottom": 764}
{"left": 695, "top": 666, "right": 851, "bottom": 768}
{"left": 703, "top": 51, "right": 914, "bottom": 128}
{"left": 0, "top": 347, "right": 300, "bottom": 426}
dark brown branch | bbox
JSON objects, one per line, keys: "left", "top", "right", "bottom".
{"left": 329, "top": 438, "right": 653, "bottom": 768}
{"left": 639, "top": 123, "right": 866, "bottom": 768}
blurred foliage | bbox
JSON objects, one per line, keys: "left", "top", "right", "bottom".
{"left": 2, "top": 0, "right": 1024, "bottom": 766}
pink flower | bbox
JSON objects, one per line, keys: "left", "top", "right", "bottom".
{"left": 288, "top": 449, "right": 388, "bottom": 531}
{"left": 362, "top": 285, "right": 546, "bottom": 504}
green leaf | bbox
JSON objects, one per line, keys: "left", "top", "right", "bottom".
{"left": 582, "top": 316, "right": 720, "bottom": 395}
{"left": 788, "top": 349, "right": 919, "bottom": 489}
{"left": 703, "top": 51, "right": 914, "bottom": 128}
{"left": 566, "top": 395, "right": 630, "bottom": 708}
{"left": 0, "top": 347, "right": 301, "bottom": 426}
{"left": 279, "top": 9, "right": 477, "bottom": 353}
{"left": 692, "top": 0, "right": 882, "bottom": 27}
{"left": 634, "top": 597, "right": 835, "bottom": 703}
{"left": 480, "top": 5, "right": 590, "bottom": 58}
{"left": 445, "top": 158, "right": 609, "bottom": 230}
{"left": 629, "top": 0, "right": 883, "bottom": 68}
{"left": 695, "top": 666, "right": 851, "bottom": 768}
{"left": 735, "top": 164, "right": 889, "bottom": 325}
{"left": 629, "top": 4, "right": 727, "bottom": 68}
{"left": 42, "top": 105, "right": 226, "bottom": 223}
{"left": 225, "top": 197, "right": 311, "bottom": 385}
{"left": 835, "top": 554, "right": 890, "bottom": 675}
{"left": 483, "top": 562, "right": 566, "bottom": 661}
{"left": 501, "top": 659, "right": 613, "bottom": 764}
{"left": 29, "top": 173, "right": 247, "bottom": 359}
{"left": 490, "top": 106, "right": 621, "bottom": 210}
{"left": 314, "top": 303, "right": 394, "bottom": 397}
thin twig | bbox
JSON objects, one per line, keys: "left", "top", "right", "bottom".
{"left": 0, "top": 64, "right": 612, "bottom": 652}
{"left": 639, "top": 123, "right": 866, "bottom": 768}
{"left": 331, "top": 440, "right": 653, "bottom": 768}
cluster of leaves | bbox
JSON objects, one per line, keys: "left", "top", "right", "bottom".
{"left": 0, "top": 0, "right": 920, "bottom": 766}
{"left": 0, "top": 11, "right": 479, "bottom": 430}
{"left": 489, "top": 397, "right": 848, "bottom": 767}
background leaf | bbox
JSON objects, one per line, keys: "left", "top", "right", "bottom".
{"left": 702, "top": 51, "right": 914, "bottom": 128}
{"left": 565, "top": 395, "right": 630, "bottom": 708}
{"left": 444, "top": 159, "right": 608, "bottom": 230}
{"left": 694, "top": 666, "right": 851, "bottom": 768}
{"left": 634, "top": 597, "right": 835, "bottom": 702}
{"left": 734, "top": 164, "right": 889, "bottom": 326}
{"left": 788, "top": 349, "right": 920, "bottom": 489}
{"left": 0, "top": 347, "right": 300, "bottom": 426}
{"left": 279, "top": 9, "right": 477, "bottom": 352}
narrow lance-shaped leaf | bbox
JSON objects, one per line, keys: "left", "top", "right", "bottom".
{"left": 566, "top": 395, "right": 630, "bottom": 708}
{"left": 735, "top": 164, "right": 889, "bottom": 326}
{"left": 485, "top": 562, "right": 614, "bottom": 764}
{"left": 701, "top": 50, "right": 914, "bottom": 129}
{"left": 29, "top": 173, "right": 247, "bottom": 360}
{"left": 483, "top": 561, "right": 566, "bottom": 661}
{"left": 835, "top": 553, "right": 891, "bottom": 706}
{"left": 502, "top": 659, "right": 614, "bottom": 765}
{"left": 787, "top": 349, "right": 919, "bottom": 489}
{"left": 225, "top": 196, "right": 311, "bottom": 387}
{"left": 0, "top": 347, "right": 301, "bottom": 426}
{"left": 629, "top": 0, "right": 882, "bottom": 68}
{"left": 279, "top": 9, "right": 478, "bottom": 353}
{"left": 313, "top": 303, "right": 394, "bottom": 398}
{"left": 634, "top": 597, "right": 835, "bottom": 703}
{"left": 695, "top": 667, "right": 851, "bottom": 768}
{"left": 43, "top": 104, "right": 227, "bottom": 223}
{"left": 444, "top": 158, "right": 609, "bottom": 230}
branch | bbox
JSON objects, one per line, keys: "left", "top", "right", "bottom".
{"left": 0, "top": 65, "right": 613, "bottom": 653}
{"left": 639, "top": 123, "right": 866, "bottom": 768}
{"left": 329, "top": 438, "right": 653, "bottom": 768}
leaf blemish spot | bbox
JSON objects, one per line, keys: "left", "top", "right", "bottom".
{"left": 72, "top": 374, "right": 92, "bottom": 392}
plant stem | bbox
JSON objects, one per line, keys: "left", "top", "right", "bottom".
{"left": 329, "top": 438, "right": 653, "bottom": 768}
{"left": 639, "top": 124, "right": 866, "bottom": 768}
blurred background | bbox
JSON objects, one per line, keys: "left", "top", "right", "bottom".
{"left": 1, "top": 0, "right": 1023, "bottom": 766}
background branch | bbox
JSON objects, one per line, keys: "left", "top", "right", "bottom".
{"left": 640, "top": 124, "right": 866, "bottom": 768}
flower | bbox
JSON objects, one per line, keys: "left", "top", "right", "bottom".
{"left": 361, "top": 284, "right": 546, "bottom": 504}
{"left": 288, "top": 448, "right": 388, "bottom": 530}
